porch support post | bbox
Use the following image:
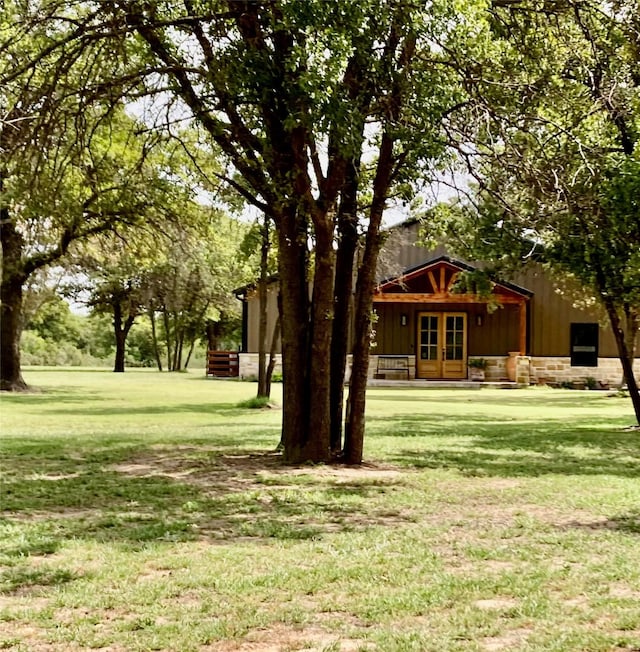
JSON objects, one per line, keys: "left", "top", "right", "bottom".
{"left": 519, "top": 300, "right": 527, "bottom": 355}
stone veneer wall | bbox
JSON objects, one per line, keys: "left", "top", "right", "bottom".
{"left": 528, "top": 357, "right": 640, "bottom": 386}
{"left": 238, "top": 353, "right": 283, "bottom": 379}
{"left": 239, "top": 353, "right": 639, "bottom": 385}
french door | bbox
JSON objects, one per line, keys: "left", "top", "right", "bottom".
{"left": 416, "top": 312, "right": 467, "bottom": 379}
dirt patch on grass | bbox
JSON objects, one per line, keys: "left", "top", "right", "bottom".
{"left": 111, "top": 448, "right": 404, "bottom": 488}
{"left": 474, "top": 598, "right": 519, "bottom": 611}
{"left": 0, "top": 594, "right": 50, "bottom": 611}
{"left": 203, "top": 623, "right": 373, "bottom": 651}
{"left": 285, "top": 462, "right": 403, "bottom": 481}
{"left": 480, "top": 627, "right": 532, "bottom": 650}
{"left": 107, "top": 449, "right": 416, "bottom": 539}
{"left": 608, "top": 583, "right": 640, "bottom": 600}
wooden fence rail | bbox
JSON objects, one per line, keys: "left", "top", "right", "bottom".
{"left": 206, "top": 351, "right": 239, "bottom": 377}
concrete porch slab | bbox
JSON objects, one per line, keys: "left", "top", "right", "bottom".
{"left": 365, "top": 379, "right": 524, "bottom": 389}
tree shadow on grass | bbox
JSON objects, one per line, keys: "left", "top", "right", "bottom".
{"left": 562, "top": 509, "right": 640, "bottom": 536}
{"left": 373, "top": 414, "right": 640, "bottom": 478}
{"left": 0, "top": 386, "right": 109, "bottom": 405}
{"left": 367, "top": 388, "right": 626, "bottom": 409}
{"left": 44, "top": 402, "right": 252, "bottom": 417}
{"left": 0, "top": 566, "right": 80, "bottom": 594}
{"left": 2, "top": 390, "right": 271, "bottom": 417}
{"left": 0, "top": 448, "right": 411, "bottom": 571}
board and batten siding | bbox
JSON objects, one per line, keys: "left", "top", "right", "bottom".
{"left": 510, "top": 267, "right": 623, "bottom": 358}
{"left": 382, "top": 221, "right": 635, "bottom": 359}
{"left": 373, "top": 302, "right": 521, "bottom": 357}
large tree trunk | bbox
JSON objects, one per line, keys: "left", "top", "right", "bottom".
{"left": 344, "top": 130, "right": 396, "bottom": 464}
{"left": 604, "top": 299, "right": 640, "bottom": 425}
{"left": 277, "top": 206, "right": 335, "bottom": 464}
{"left": 330, "top": 162, "right": 361, "bottom": 454}
{"left": 306, "top": 218, "right": 336, "bottom": 459}
{"left": 265, "top": 314, "right": 281, "bottom": 399}
{"left": 343, "top": 230, "right": 384, "bottom": 464}
{"left": 114, "top": 330, "right": 127, "bottom": 373}
{"left": 0, "top": 209, "right": 28, "bottom": 391}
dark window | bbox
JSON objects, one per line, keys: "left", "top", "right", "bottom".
{"left": 570, "top": 323, "right": 598, "bottom": 367}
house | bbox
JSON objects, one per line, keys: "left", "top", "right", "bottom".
{"left": 234, "top": 220, "right": 639, "bottom": 386}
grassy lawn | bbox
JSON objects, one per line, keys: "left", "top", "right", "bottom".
{"left": 1, "top": 368, "right": 639, "bottom": 652}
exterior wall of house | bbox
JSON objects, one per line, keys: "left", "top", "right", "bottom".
{"left": 380, "top": 221, "right": 635, "bottom": 360}
{"left": 510, "top": 266, "right": 621, "bottom": 357}
{"left": 241, "top": 284, "right": 281, "bottom": 354}
{"left": 238, "top": 352, "right": 639, "bottom": 387}
{"left": 239, "top": 282, "right": 637, "bottom": 379}
{"left": 528, "top": 356, "right": 640, "bottom": 386}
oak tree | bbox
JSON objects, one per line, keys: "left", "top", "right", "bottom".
{"left": 447, "top": 0, "right": 640, "bottom": 423}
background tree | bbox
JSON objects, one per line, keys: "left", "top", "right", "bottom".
{"left": 72, "top": 202, "right": 249, "bottom": 373}
{"left": 81, "top": 249, "right": 149, "bottom": 373}
{"left": 21, "top": 305, "right": 113, "bottom": 366}
{"left": 444, "top": 0, "right": 640, "bottom": 423}
{"left": 0, "top": 16, "right": 165, "bottom": 390}
{"left": 239, "top": 214, "right": 279, "bottom": 399}
{"left": 143, "top": 209, "right": 250, "bottom": 371}
{"left": 1, "top": 1, "right": 146, "bottom": 389}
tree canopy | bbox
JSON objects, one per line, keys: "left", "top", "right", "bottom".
{"left": 441, "top": 0, "right": 640, "bottom": 423}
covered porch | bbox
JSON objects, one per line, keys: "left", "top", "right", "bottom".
{"left": 371, "top": 256, "right": 532, "bottom": 382}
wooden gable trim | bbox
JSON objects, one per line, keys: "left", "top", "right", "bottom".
{"left": 378, "top": 258, "right": 462, "bottom": 291}
{"left": 376, "top": 256, "right": 531, "bottom": 303}
{"left": 427, "top": 270, "right": 438, "bottom": 293}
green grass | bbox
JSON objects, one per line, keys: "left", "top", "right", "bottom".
{"left": 1, "top": 368, "right": 639, "bottom": 651}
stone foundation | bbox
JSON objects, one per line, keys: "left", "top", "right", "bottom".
{"left": 528, "top": 356, "right": 640, "bottom": 387}
{"left": 238, "top": 352, "right": 639, "bottom": 386}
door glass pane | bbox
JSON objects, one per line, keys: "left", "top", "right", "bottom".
{"left": 445, "top": 314, "right": 464, "bottom": 361}
{"left": 420, "top": 315, "right": 438, "bottom": 360}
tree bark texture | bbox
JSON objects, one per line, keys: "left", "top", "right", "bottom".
{"left": 112, "top": 301, "right": 135, "bottom": 373}
{"left": 257, "top": 218, "right": 270, "bottom": 397}
{"left": 343, "top": 121, "right": 402, "bottom": 464}
{"left": 276, "top": 204, "right": 339, "bottom": 463}
{"left": 305, "top": 218, "right": 336, "bottom": 461}
{"left": 603, "top": 298, "right": 640, "bottom": 425}
{"left": 265, "top": 314, "right": 281, "bottom": 400}
{"left": 330, "top": 163, "right": 361, "bottom": 453}
{"left": 0, "top": 204, "right": 28, "bottom": 391}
